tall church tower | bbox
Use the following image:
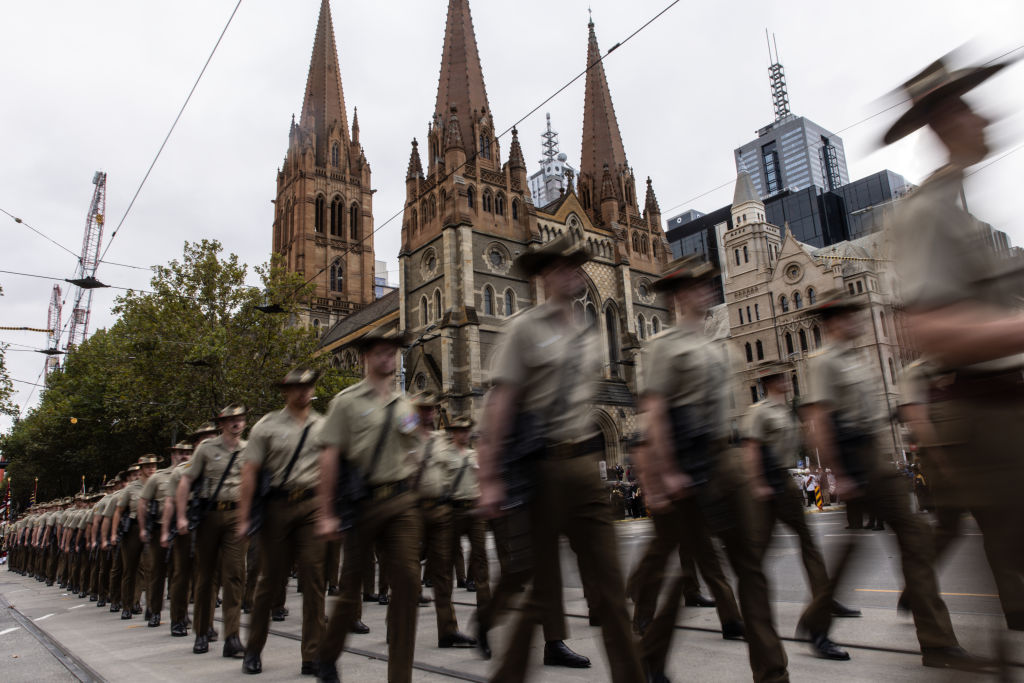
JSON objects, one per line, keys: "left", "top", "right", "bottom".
{"left": 272, "top": 0, "right": 375, "bottom": 332}
{"left": 399, "top": 0, "right": 535, "bottom": 418}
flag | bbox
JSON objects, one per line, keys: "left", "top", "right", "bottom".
{"left": 81, "top": 475, "right": 85, "bottom": 494}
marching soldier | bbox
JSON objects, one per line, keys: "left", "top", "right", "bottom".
{"left": 100, "top": 472, "right": 128, "bottom": 611}
{"left": 176, "top": 405, "right": 249, "bottom": 657}
{"left": 161, "top": 435, "right": 204, "bottom": 637}
{"left": 140, "top": 443, "right": 192, "bottom": 628}
{"left": 113, "top": 456, "right": 159, "bottom": 619}
{"left": 314, "top": 326, "right": 423, "bottom": 683}
{"left": 743, "top": 360, "right": 860, "bottom": 661}
{"left": 477, "top": 236, "right": 644, "bottom": 683}
{"left": 237, "top": 368, "right": 326, "bottom": 675}
{"left": 411, "top": 394, "right": 476, "bottom": 650}
{"left": 89, "top": 484, "right": 116, "bottom": 603}
{"left": 637, "top": 256, "right": 790, "bottom": 683}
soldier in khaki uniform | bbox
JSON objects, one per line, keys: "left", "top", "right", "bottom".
{"left": 113, "top": 456, "right": 159, "bottom": 619}
{"left": 103, "top": 468, "right": 135, "bottom": 612}
{"left": 140, "top": 442, "right": 191, "bottom": 628}
{"left": 798, "top": 291, "right": 984, "bottom": 672}
{"left": 411, "top": 395, "right": 476, "bottom": 650}
{"left": 888, "top": 55, "right": 1023, "bottom": 635}
{"left": 743, "top": 360, "right": 860, "bottom": 661}
{"left": 88, "top": 484, "right": 115, "bottom": 603}
{"left": 314, "top": 326, "right": 423, "bottom": 683}
{"left": 477, "top": 236, "right": 643, "bottom": 683}
{"left": 237, "top": 368, "right": 326, "bottom": 675}
{"left": 176, "top": 405, "right": 248, "bottom": 657}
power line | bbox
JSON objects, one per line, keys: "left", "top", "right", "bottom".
{"left": 98, "top": 0, "right": 245, "bottom": 264}
{"left": 0, "top": 269, "right": 152, "bottom": 294}
{"left": 965, "top": 141, "right": 1024, "bottom": 179}
{"left": 0, "top": 207, "right": 80, "bottom": 259}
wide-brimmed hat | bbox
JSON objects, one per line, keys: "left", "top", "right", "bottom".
{"left": 352, "top": 324, "right": 411, "bottom": 352}
{"left": 169, "top": 441, "right": 194, "bottom": 453}
{"left": 516, "top": 234, "right": 591, "bottom": 276}
{"left": 755, "top": 359, "right": 794, "bottom": 381}
{"left": 446, "top": 415, "right": 474, "bottom": 430}
{"left": 214, "top": 403, "right": 248, "bottom": 422}
{"left": 115, "top": 470, "right": 127, "bottom": 482}
{"left": 652, "top": 255, "right": 719, "bottom": 293}
{"left": 812, "top": 289, "right": 865, "bottom": 319}
{"left": 104, "top": 480, "right": 116, "bottom": 489}
{"left": 126, "top": 463, "right": 140, "bottom": 473}
{"left": 278, "top": 368, "right": 320, "bottom": 387}
{"left": 883, "top": 55, "right": 1009, "bottom": 145}
{"left": 137, "top": 454, "right": 162, "bottom": 466}
{"left": 189, "top": 421, "right": 219, "bottom": 440}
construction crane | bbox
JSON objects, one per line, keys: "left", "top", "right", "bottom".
{"left": 41, "top": 285, "right": 63, "bottom": 375}
{"left": 66, "top": 172, "right": 107, "bottom": 351}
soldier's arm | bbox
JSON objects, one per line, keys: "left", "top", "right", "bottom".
{"left": 91, "top": 513, "right": 102, "bottom": 548}
{"left": 638, "top": 393, "right": 691, "bottom": 511}
{"left": 101, "top": 516, "right": 112, "bottom": 549}
{"left": 742, "top": 439, "right": 774, "bottom": 501}
{"left": 175, "top": 474, "right": 193, "bottom": 533}
{"left": 800, "top": 403, "right": 849, "bottom": 493}
{"left": 476, "top": 385, "right": 515, "bottom": 519}
{"left": 137, "top": 495, "right": 149, "bottom": 542}
{"left": 237, "top": 461, "right": 258, "bottom": 539}
{"left": 110, "top": 505, "right": 123, "bottom": 545}
{"left": 906, "top": 304, "right": 1024, "bottom": 367}
{"left": 160, "top": 494, "right": 175, "bottom": 546}
{"left": 315, "top": 446, "right": 341, "bottom": 539}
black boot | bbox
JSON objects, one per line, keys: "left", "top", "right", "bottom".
{"left": 121, "top": 608, "right": 132, "bottom": 620}
{"left": 272, "top": 608, "right": 287, "bottom": 622}
{"left": 721, "top": 620, "right": 745, "bottom": 640}
{"left": 477, "top": 622, "right": 492, "bottom": 660}
{"left": 809, "top": 633, "right": 850, "bottom": 660}
{"left": 148, "top": 612, "right": 161, "bottom": 627}
{"left": 242, "top": 652, "right": 262, "bottom": 674}
{"left": 438, "top": 631, "right": 477, "bottom": 648}
{"left": 207, "top": 626, "right": 219, "bottom": 642}
{"left": 830, "top": 601, "right": 862, "bottom": 618}
{"left": 543, "top": 640, "right": 591, "bottom": 668}
{"left": 171, "top": 621, "right": 188, "bottom": 637}
{"left": 684, "top": 594, "right": 716, "bottom": 608}
{"left": 193, "top": 633, "right": 209, "bottom": 654}
{"left": 131, "top": 602, "right": 142, "bottom": 615}
{"left": 223, "top": 634, "right": 245, "bottom": 658}
{"left": 316, "top": 661, "right": 339, "bottom": 683}
{"left": 300, "top": 660, "right": 319, "bottom": 676}
{"left": 350, "top": 619, "right": 370, "bottom": 634}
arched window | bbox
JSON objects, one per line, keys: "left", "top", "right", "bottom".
{"left": 467, "top": 186, "right": 475, "bottom": 209}
{"left": 479, "top": 131, "right": 491, "bottom": 159}
{"left": 799, "top": 329, "right": 808, "bottom": 352}
{"left": 314, "top": 195, "right": 325, "bottom": 233}
{"left": 410, "top": 208, "right": 418, "bottom": 233}
{"left": 420, "top": 296, "right": 428, "bottom": 326}
{"left": 329, "top": 262, "right": 343, "bottom": 292}
{"left": 813, "top": 326, "right": 822, "bottom": 348}
{"left": 482, "top": 286, "right": 494, "bottom": 316}
{"left": 434, "top": 290, "right": 442, "bottom": 320}
{"left": 756, "top": 339, "right": 764, "bottom": 360}
{"left": 511, "top": 198, "right": 519, "bottom": 220}
{"left": 420, "top": 200, "right": 428, "bottom": 224}
{"left": 504, "top": 289, "right": 515, "bottom": 316}
{"left": 642, "top": 235, "right": 649, "bottom": 255}
{"left": 313, "top": 318, "right": 321, "bottom": 337}
{"left": 888, "top": 358, "right": 897, "bottom": 385}
{"left": 848, "top": 283, "right": 856, "bottom": 295}
{"left": 879, "top": 311, "right": 888, "bottom": 337}
{"left": 331, "top": 142, "right": 340, "bottom": 168}
{"left": 637, "top": 314, "right": 646, "bottom": 339}
{"left": 793, "top": 291, "right": 803, "bottom": 309}
{"left": 780, "top": 295, "right": 789, "bottom": 313}
{"left": 652, "top": 316, "right": 660, "bottom": 334}
{"left": 634, "top": 234, "right": 641, "bottom": 252}
{"left": 807, "top": 287, "right": 816, "bottom": 305}
{"left": 754, "top": 303, "right": 760, "bottom": 320}
{"left": 734, "top": 249, "right": 741, "bottom": 266}
{"left": 429, "top": 195, "right": 437, "bottom": 219}
{"left": 743, "top": 245, "right": 749, "bottom": 263}
{"left": 440, "top": 189, "right": 447, "bottom": 212}
{"left": 745, "top": 342, "right": 753, "bottom": 363}
{"left": 349, "top": 203, "right": 360, "bottom": 240}
{"left": 785, "top": 332, "right": 794, "bottom": 355}
{"left": 330, "top": 196, "right": 342, "bottom": 236}
{"left": 495, "top": 193, "right": 505, "bottom": 216}
{"left": 482, "top": 191, "right": 493, "bottom": 213}
{"left": 605, "top": 307, "right": 621, "bottom": 376}
{"left": 739, "top": 308, "right": 744, "bottom": 325}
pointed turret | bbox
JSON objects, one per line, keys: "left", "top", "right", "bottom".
{"left": 508, "top": 127, "right": 526, "bottom": 170}
{"left": 351, "top": 106, "right": 360, "bottom": 144}
{"left": 644, "top": 177, "right": 662, "bottom": 228}
{"left": 434, "top": 0, "right": 493, "bottom": 157}
{"left": 444, "top": 108, "right": 465, "bottom": 151}
{"left": 579, "top": 19, "right": 629, "bottom": 204}
{"left": 731, "top": 166, "right": 765, "bottom": 227}
{"left": 600, "top": 164, "right": 618, "bottom": 225}
{"left": 298, "top": 0, "right": 350, "bottom": 168}
{"left": 407, "top": 139, "right": 424, "bottom": 181}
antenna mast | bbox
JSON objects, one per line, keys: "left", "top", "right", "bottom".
{"left": 66, "top": 172, "right": 106, "bottom": 350}
{"left": 766, "top": 31, "right": 791, "bottom": 121}
{"left": 541, "top": 113, "right": 560, "bottom": 163}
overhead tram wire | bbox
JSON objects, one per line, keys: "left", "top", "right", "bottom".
{"left": 97, "top": 0, "right": 245, "bottom": 266}
{"left": 272, "top": 0, "right": 684, "bottom": 307}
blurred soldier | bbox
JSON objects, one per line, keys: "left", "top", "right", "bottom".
{"left": 889, "top": 54, "right": 1023, "bottom": 634}
{"left": 744, "top": 360, "right": 860, "bottom": 662}
{"left": 112, "top": 456, "right": 159, "bottom": 619}
{"left": 140, "top": 442, "right": 191, "bottom": 628}
{"left": 477, "top": 236, "right": 644, "bottom": 683}
{"left": 104, "top": 467, "right": 137, "bottom": 612}
{"left": 91, "top": 480, "right": 117, "bottom": 606}
{"left": 410, "top": 394, "right": 477, "bottom": 651}
{"left": 237, "top": 368, "right": 326, "bottom": 676}
{"left": 798, "top": 291, "right": 985, "bottom": 671}
{"left": 314, "top": 326, "right": 423, "bottom": 683}
{"left": 637, "top": 256, "right": 790, "bottom": 683}
{"left": 176, "top": 405, "right": 248, "bottom": 657}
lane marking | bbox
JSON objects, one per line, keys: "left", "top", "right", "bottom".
{"left": 0, "top": 627, "right": 20, "bottom": 636}
{"left": 34, "top": 613, "right": 54, "bottom": 622}
{"left": 855, "top": 588, "right": 999, "bottom": 598}
{"left": 68, "top": 605, "right": 85, "bottom": 610}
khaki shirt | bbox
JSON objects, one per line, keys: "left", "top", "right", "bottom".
{"left": 103, "top": 489, "right": 125, "bottom": 518}
{"left": 74, "top": 508, "right": 90, "bottom": 530}
{"left": 742, "top": 398, "right": 801, "bottom": 469}
{"left": 91, "top": 496, "right": 108, "bottom": 521}
{"left": 806, "top": 345, "right": 885, "bottom": 435}
{"left": 118, "top": 479, "right": 145, "bottom": 520}
{"left": 489, "top": 301, "right": 601, "bottom": 444}
{"left": 190, "top": 435, "right": 246, "bottom": 502}
{"left": 317, "top": 380, "right": 419, "bottom": 486}
{"left": 415, "top": 431, "right": 453, "bottom": 500}
{"left": 243, "top": 408, "right": 323, "bottom": 491}
{"left": 641, "top": 320, "right": 731, "bottom": 441}
{"left": 892, "top": 166, "right": 1024, "bottom": 371}
{"left": 141, "top": 469, "right": 174, "bottom": 517}
{"left": 896, "top": 360, "right": 931, "bottom": 408}
{"left": 446, "top": 446, "right": 480, "bottom": 502}
{"left": 167, "top": 461, "right": 192, "bottom": 513}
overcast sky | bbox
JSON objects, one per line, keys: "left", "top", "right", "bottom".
{"left": 2, "top": 0, "right": 1023, "bottom": 432}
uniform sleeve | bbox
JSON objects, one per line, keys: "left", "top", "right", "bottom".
{"left": 317, "top": 393, "right": 351, "bottom": 452}
{"left": 140, "top": 475, "right": 158, "bottom": 502}
{"left": 190, "top": 444, "right": 208, "bottom": 481}
{"left": 893, "top": 199, "right": 968, "bottom": 312}
{"left": 640, "top": 337, "right": 679, "bottom": 397}
{"left": 805, "top": 354, "right": 838, "bottom": 408}
{"left": 897, "top": 364, "right": 928, "bottom": 407}
{"left": 242, "top": 419, "right": 270, "bottom": 468}
{"left": 740, "top": 406, "right": 766, "bottom": 443}
{"left": 489, "top": 318, "right": 529, "bottom": 387}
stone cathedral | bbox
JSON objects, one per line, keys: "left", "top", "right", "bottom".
{"left": 310, "top": 0, "right": 671, "bottom": 465}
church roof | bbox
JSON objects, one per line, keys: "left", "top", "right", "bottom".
{"left": 434, "top": 0, "right": 492, "bottom": 150}
{"left": 299, "top": 0, "right": 350, "bottom": 167}
{"left": 733, "top": 169, "right": 761, "bottom": 206}
{"left": 319, "top": 289, "right": 399, "bottom": 350}
{"left": 579, "top": 20, "right": 629, "bottom": 185}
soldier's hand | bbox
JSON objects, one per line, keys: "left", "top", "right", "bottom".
{"left": 139, "top": 529, "right": 149, "bottom": 544}
{"left": 101, "top": 539, "right": 109, "bottom": 550}
{"left": 159, "top": 531, "right": 169, "bottom": 548}
{"left": 176, "top": 518, "right": 188, "bottom": 535}
{"left": 316, "top": 515, "right": 341, "bottom": 541}
{"left": 236, "top": 517, "right": 250, "bottom": 540}
{"left": 476, "top": 479, "right": 505, "bottom": 520}
{"left": 662, "top": 469, "right": 693, "bottom": 501}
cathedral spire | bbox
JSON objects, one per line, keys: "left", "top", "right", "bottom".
{"left": 434, "top": 0, "right": 493, "bottom": 153}
{"left": 351, "top": 106, "right": 360, "bottom": 144}
{"left": 644, "top": 177, "right": 660, "bottom": 216}
{"left": 407, "top": 139, "right": 423, "bottom": 181}
{"left": 298, "top": 0, "right": 350, "bottom": 167}
{"left": 508, "top": 127, "right": 526, "bottom": 170}
{"left": 579, "top": 19, "right": 629, "bottom": 191}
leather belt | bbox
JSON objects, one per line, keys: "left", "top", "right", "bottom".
{"left": 450, "top": 499, "right": 475, "bottom": 510}
{"left": 269, "top": 488, "right": 316, "bottom": 503}
{"left": 369, "top": 478, "right": 411, "bottom": 502}
{"left": 213, "top": 501, "right": 238, "bottom": 511}
{"left": 419, "top": 497, "right": 446, "bottom": 509}
{"left": 930, "top": 368, "right": 1024, "bottom": 403}
{"left": 544, "top": 435, "right": 602, "bottom": 461}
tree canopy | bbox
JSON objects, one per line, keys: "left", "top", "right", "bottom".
{"left": 0, "top": 240, "right": 354, "bottom": 506}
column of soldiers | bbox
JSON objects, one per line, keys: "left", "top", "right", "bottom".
{"left": 4, "top": 56, "right": 1022, "bottom": 679}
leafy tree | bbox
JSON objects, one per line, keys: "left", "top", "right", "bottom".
{"left": 0, "top": 241, "right": 355, "bottom": 505}
{"left": 0, "top": 285, "right": 17, "bottom": 419}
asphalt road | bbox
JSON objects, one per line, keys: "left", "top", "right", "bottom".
{"left": 1, "top": 505, "right": 1021, "bottom": 682}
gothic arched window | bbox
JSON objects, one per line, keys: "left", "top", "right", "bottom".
{"left": 482, "top": 286, "right": 494, "bottom": 316}
{"left": 482, "top": 190, "right": 493, "bottom": 213}
{"left": 504, "top": 289, "right": 515, "bottom": 316}
{"left": 633, "top": 234, "right": 641, "bottom": 252}
{"left": 330, "top": 196, "right": 342, "bottom": 236}
{"left": 314, "top": 195, "right": 325, "bottom": 233}
{"left": 495, "top": 193, "right": 505, "bottom": 216}
{"left": 745, "top": 342, "right": 753, "bottom": 363}
{"left": 780, "top": 295, "right": 789, "bottom": 313}
{"left": 433, "top": 290, "right": 442, "bottom": 320}
{"left": 429, "top": 195, "right": 437, "bottom": 219}
{"left": 329, "top": 262, "right": 343, "bottom": 292}
{"left": 888, "top": 357, "right": 897, "bottom": 385}
{"left": 799, "top": 328, "right": 808, "bottom": 352}
{"left": 349, "top": 203, "right": 360, "bottom": 240}
{"left": 331, "top": 142, "right": 340, "bottom": 168}
{"left": 807, "top": 287, "right": 816, "bottom": 305}
{"left": 479, "top": 130, "right": 491, "bottom": 159}
{"left": 637, "top": 314, "right": 646, "bottom": 339}
{"left": 421, "top": 296, "right": 428, "bottom": 326}
{"left": 756, "top": 339, "right": 764, "bottom": 360}
{"left": 793, "top": 291, "right": 803, "bottom": 309}
{"left": 467, "top": 186, "right": 475, "bottom": 209}
{"left": 785, "top": 332, "right": 794, "bottom": 355}
{"left": 743, "top": 245, "right": 749, "bottom": 263}
{"left": 511, "top": 198, "right": 519, "bottom": 220}
{"left": 410, "top": 208, "right": 418, "bottom": 233}
{"left": 813, "top": 325, "right": 822, "bottom": 348}
{"left": 652, "top": 316, "right": 660, "bottom": 334}
{"left": 605, "top": 306, "right": 620, "bottom": 377}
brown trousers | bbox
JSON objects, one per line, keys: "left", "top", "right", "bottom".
{"left": 421, "top": 500, "right": 458, "bottom": 637}
{"left": 320, "top": 491, "right": 422, "bottom": 683}
{"left": 450, "top": 504, "right": 490, "bottom": 610}
{"left": 147, "top": 524, "right": 170, "bottom": 615}
{"left": 108, "top": 540, "right": 123, "bottom": 605}
{"left": 246, "top": 497, "right": 325, "bottom": 662}
{"left": 492, "top": 455, "right": 644, "bottom": 683}
{"left": 120, "top": 522, "right": 145, "bottom": 609}
{"left": 169, "top": 530, "right": 192, "bottom": 626}
{"left": 193, "top": 508, "right": 247, "bottom": 638}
